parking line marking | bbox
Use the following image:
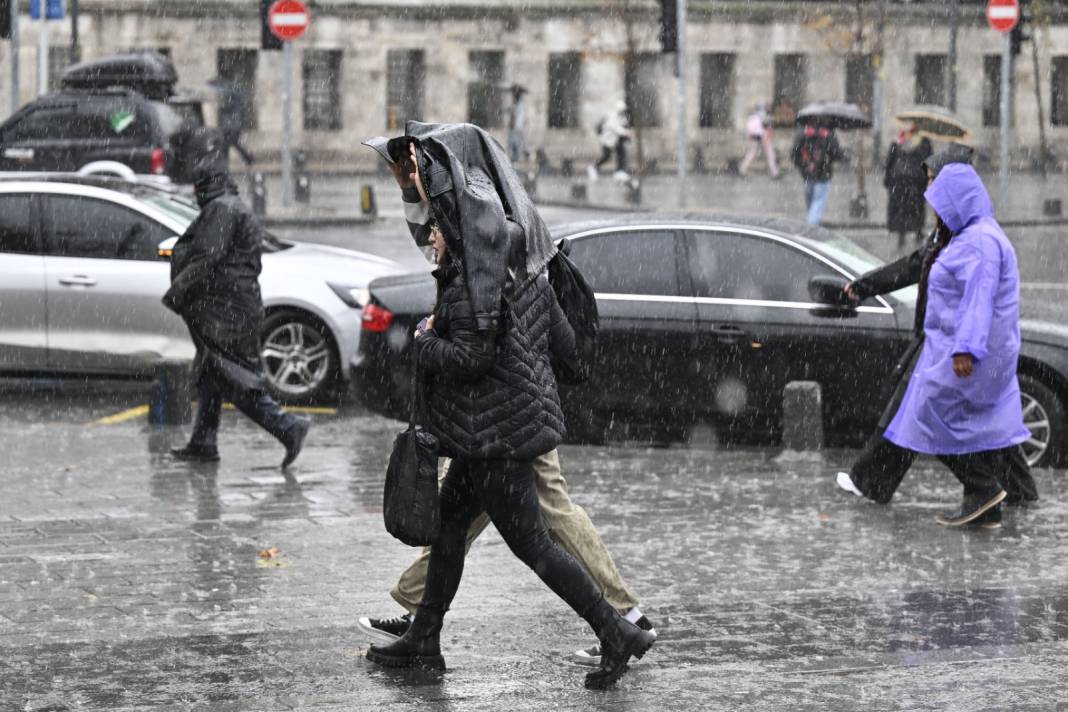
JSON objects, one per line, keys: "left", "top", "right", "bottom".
{"left": 87, "top": 405, "right": 150, "bottom": 426}
{"left": 86, "top": 403, "right": 337, "bottom": 426}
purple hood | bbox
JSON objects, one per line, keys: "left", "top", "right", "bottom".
{"left": 924, "top": 163, "right": 994, "bottom": 234}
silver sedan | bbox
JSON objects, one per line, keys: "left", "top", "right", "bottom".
{"left": 0, "top": 176, "right": 404, "bottom": 401}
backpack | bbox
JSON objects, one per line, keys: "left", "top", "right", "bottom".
{"left": 798, "top": 126, "right": 831, "bottom": 178}
{"left": 547, "top": 239, "right": 598, "bottom": 384}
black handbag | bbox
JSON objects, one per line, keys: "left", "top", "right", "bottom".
{"left": 383, "top": 340, "right": 441, "bottom": 546}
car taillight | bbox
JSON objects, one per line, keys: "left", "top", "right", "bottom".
{"left": 361, "top": 303, "right": 394, "bottom": 332}
{"left": 150, "top": 148, "right": 167, "bottom": 175}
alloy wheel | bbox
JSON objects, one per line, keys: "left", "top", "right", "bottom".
{"left": 1020, "top": 391, "right": 1051, "bottom": 467}
{"left": 262, "top": 321, "right": 332, "bottom": 398}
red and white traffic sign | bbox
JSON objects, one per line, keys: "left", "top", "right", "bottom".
{"left": 987, "top": 0, "right": 1020, "bottom": 33}
{"left": 268, "top": 0, "right": 310, "bottom": 41}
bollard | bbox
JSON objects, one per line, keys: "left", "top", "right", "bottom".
{"left": 780, "top": 381, "right": 823, "bottom": 452}
{"left": 1043, "top": 199, "right": 1062, "bottom": 217}
{"left": 360, "top": 184, "right": 377, "bottom": 217}
{"left": 251, "top": 171, "right": 267, "bottom": 217}
{"left": 625, "top": 180, "right": 641, "bottom": 206}
{"left": 560, "top": 157, "right": 574, "bottom": 177}
{"left": 294, "top": 149, "right": 311, "bottom": 204}
{"left": 570, "top": 182, "right": 587, "bottom": 202}
{"left": 148, "top": 363, "right": 192, "bottom": 426}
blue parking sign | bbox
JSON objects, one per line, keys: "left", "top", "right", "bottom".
{"left": 30, "top": 0, "right": 66, "bottom": 20}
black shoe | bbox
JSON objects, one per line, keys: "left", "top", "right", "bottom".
{"left": 366, "top": 606, "right": 446, "bottom": 671}
{"left": 281, "top": 416, "right": 311, "bottom": 469}
{"left": 357, "top": 613, "right": 412, "bottom": 645}
{"left": 572, "top": 615, "right": 657, "bottom": 667}
{"left": 972, "top": 505, "right": 1003, "bottom": 529}
{"left": 936, "top": 490, "right": 1007, "bottom": 527}
{"left": 584, "top": 615, "right": 656, "bottom": 690}
{"left": 170, "top": 444, "right": 220, "bottom": 462}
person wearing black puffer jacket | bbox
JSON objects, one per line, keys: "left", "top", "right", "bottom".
{"left": 366, "top": 213, "right": 654, "bottom": 689}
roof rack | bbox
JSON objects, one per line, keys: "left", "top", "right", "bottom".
{"left": 61, "top": 52, "right": 177, "bottom": 101}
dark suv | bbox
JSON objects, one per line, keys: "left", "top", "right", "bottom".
{"left": 0, "top": 53, "right": 202, "bottom": 183}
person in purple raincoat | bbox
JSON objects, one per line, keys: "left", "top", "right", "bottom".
{"left": 883, "top": 163, "right": 1031, "bottom": 526}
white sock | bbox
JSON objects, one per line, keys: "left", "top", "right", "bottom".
{"left": 624, "top": 606, "right": 643, "bottom": 624}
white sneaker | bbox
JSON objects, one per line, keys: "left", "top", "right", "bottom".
{"left": 612, "top": 169, "right": 631, "bottom": 183}
{"left": 586, "top": 165, "right": 598, "bottom": 181}
{"left": 835, "top": 471, "right": 864, "bottom": 497}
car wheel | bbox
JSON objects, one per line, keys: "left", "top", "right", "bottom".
{"left": 1017, "top": 373, "right": 1066, "bottom": 467}
{"left": 261, "top": 310, "right": 339, "bottom": 404}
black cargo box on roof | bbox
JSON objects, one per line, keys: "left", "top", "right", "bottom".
{"left": 61, "top": 52, "right": 177, "bottom": 99}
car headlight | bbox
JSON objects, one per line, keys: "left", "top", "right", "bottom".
{"left": 328, "top": 283, "right": 370, "bottom": 308}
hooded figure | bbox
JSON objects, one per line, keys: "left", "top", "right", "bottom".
{"left": 883, "top": 125, "right": 932, "bottom": 244}
{"left": 884, "top": 164, "right": 1031, "bottom": 456}
{"left": 405, "top": 120, "right": 557, "bottom": 334}
{"left": 163, "top": 127, "right": 309, "bottom": 467}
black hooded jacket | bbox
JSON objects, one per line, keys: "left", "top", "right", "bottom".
{"left": 405, "top": 121, "right": 557, "bottom": 334}
{"left": 418, "top": 252, "right": 574, "bottom": 461}
{"left": 162, "top": 130, "right": 265, "bottom": 388}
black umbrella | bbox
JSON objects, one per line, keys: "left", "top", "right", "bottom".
{"left": 796, "top": 101, "right": 872, "bottom": 130}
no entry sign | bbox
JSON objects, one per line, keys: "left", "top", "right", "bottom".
{"left": 268, "top": 0, "right": 310, "bottom": 41}
{"left": 987, "top": 0, "right": 1019, "bottom": 33}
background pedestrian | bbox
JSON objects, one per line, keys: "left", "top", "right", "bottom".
{"left": 209, "top": 76, "right": 255, "bottom": 166}
{"left": 587, "top": 101, "right": 633, "bottom": 183}
{"left": 508, "top": 84, "right": 529, "bottom": 163}
{"left": 791, "top": 124, "right": 844, "bottom": 225}
{"left": 738, "top": 104, "right": 779, "bottom": 178}
{"left": 884, "top": 122, "right": 932, "bottom": 249}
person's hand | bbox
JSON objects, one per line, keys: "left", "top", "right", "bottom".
{"left": 388, "top": 158, "right": 414, "bottom": 189}
{"left": 952, "top": 353, "right": 974, "bottom": 378}
{"left": 410, "top": 143, "right": 428, "bottom": 202}
{"left": 843, "top": 282, "right": 859, "bottom": 303}
{"left": 414, "top": 315, "right": 435, "bottom": 339}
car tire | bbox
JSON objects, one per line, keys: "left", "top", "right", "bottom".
{"left": 1017, "top": 373, "right": 1066, "bottom": 468}
{"left": 260, "top": 309, "right": 339, "bottom": 404}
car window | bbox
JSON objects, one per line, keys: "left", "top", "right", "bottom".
{"left": 43, "top": 196, "right": 173, "bottom": 261}
{"left": 566, "top": 230, "right": 679, "bottom": 296}
{"left": 3, "top": 107, "right": 75, "bottom": 141}
{"left": 0, "top": 195, "right": 37, "bottom": 254}
{"left": 688, "top": 230, "right": 826, "bottom": 303}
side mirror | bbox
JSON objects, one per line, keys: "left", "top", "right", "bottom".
{"left": 157, "top": 236, "right": 179, "bottom": 259}
{"left": 808, "top": 274, "right": 855, "bottom": 309}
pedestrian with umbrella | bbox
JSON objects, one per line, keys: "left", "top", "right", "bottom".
{"left": 884, "top": 121, "right": 932, "bottom": 249}
{"left": 791, "top": 102, "right": 867, "bottom": 225}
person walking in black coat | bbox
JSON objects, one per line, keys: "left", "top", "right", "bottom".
{"left": 834, "top": 144, "right": 1038, "bottom": 521}
{"left": 163, "top": 128, "right": 309, "bottom": 467}
{"left": 884, "top": 123, "right": 932, "bottom": 249}
{"left": 365, "top": 129, "right": 654, "bottom": 690}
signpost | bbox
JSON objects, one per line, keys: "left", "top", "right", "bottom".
{"left": 267, "top": 0, "right": 309, "bottom": 206}
{"left": 987, "top": 0, "right": 1018, "bottom": 209}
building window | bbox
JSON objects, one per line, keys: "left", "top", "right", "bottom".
{"left": 48, "top": 46, "right": 81, "bottom": 93}
{"left": 1052, "top": 56, "right": 1068, "bottom": 126}
{"left": 302, "top": 49, "right": 342, "bottom": 132}
{"left": 625, "top": 52, "right": 661, "bottom": 128}
{"left": 982, "top": 55, "right": 1001, "bottom": 128}
{"left": 548, "top": 52, "right": 582, "bottom": 129}
{"left": 914, "top": 54, "right": 946, "bottom": 106}
{"left": 216, "top": 49, "right": 258, "bottom": 131}
{"left": 386, "top": 49, "right": 425, "bottom": 131}
{"left": 772, "top": 54, "right": 806, "bottom": 126}
{"left": 468, "top": 50, "right": 505, "bottom": 128}
{"left": 845, "top": 54, "right": 874, "bottom": 115}
{"left": 698, "top": 53, "right": 735, "bottom": 128}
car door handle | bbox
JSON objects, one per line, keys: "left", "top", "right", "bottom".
{"left": 711, "top": 325, "right": 748, "bottom": 341}
{"left": 59, "top": 275, "right": 98, "bottom": 287}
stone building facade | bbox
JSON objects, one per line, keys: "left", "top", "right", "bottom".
{"left": 2, "top": 0, "right": 1067, "bottom": 172}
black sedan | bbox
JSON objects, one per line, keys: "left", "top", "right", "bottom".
{"left": 352, "top": 215, "right": 1068, "bottom": 467}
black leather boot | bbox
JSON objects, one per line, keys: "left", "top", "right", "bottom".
{"left": 583, "top": 601, "right": 656, "bottom": 690}
{"left": 366, "top": 605, "right": 446, "bottom": 671}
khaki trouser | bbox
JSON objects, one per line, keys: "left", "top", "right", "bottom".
{"left": 390, "top": 448, "right": 640, "bottom": 614}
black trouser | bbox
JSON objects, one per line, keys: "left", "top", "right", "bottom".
{"left": 190, "top": 361, "right": 298, "bottom": 449}
{"left": 850, "top": 429, "right": 1039, "bottom": 505}
{"left": 420, "top": 457, "right": 612, "bottom": 633}
{"left": 595, "top": 142, "right": 627, "bottom": 173}
{"left": 223, "top": 132, "right": 255, "bottom": 165}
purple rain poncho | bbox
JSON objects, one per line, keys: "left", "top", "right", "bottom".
{"left": 884, "top": 164, "right": 1031, "bottom": 455}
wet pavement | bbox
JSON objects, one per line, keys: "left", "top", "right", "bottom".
{"left": 3, "top": 385, "right": 1068, "bottom": 710}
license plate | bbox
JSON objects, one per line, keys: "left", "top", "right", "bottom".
{"left": 2, "top": 147, "right": 35, "bottom": 161}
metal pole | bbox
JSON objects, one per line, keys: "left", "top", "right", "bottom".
{"left": 675, "top": 0, "right": 687, "bottom": 209}
{"left": 281, "top": 39, "right": 293, "bottom": 207}
{"left": 947, "top": 0, "right": 959, "bottom": 111}
{"left": 36, "top": 9, "right": 47, "bottom": 96}
{"left": 9, "top": 0, "right": 19, "bottom": 114}
{"left": 871, "top": 0, "right": 886, "bottom": 166}
{"left": 1030, "top": 23, "right": 1049, "bottom": 178}
{"left": 70, "top": 0, "right": 78, "bottom": 55}
{"left": 999, "top": 30, "right": 1011, "bottom": 209}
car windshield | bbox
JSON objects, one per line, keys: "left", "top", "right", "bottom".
{"left": 794, "top": 231, "right": 918, "bottom": 307}
{"left": 137, "top": 192, "right": 292, "bottom": 252}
